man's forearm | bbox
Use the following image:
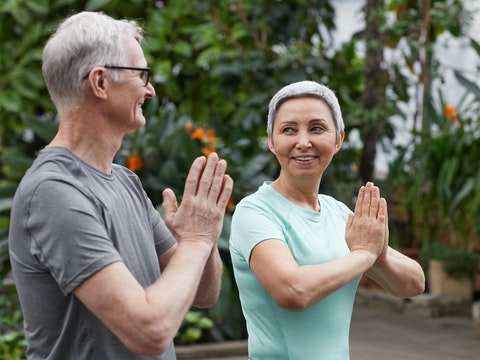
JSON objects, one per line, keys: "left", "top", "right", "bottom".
{"left": 192, "top": 246, "right": 223, "bottom": 308}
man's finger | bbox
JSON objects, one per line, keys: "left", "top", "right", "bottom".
{"left": 197, "top": 153, "right": 220, "bottom": 198}
{"left": 182, "top": 156, "right": 207, "bottom": 199}
{"left": 207, "top": 159, "right": 227, "bottom": 202}
{"left": 216, "top": 175, "right": 234, "bottom": 209}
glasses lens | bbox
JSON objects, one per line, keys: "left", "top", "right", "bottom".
{"left": 142, "top": 70, "right": 150, "bottom": 86}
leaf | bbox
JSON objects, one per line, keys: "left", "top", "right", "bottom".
{"left": 454, "top": 71, "right": 480, "bottom": 98}
{"left": 21, "top": 113, "right": 58, "bottom": 143}
{"left": 25, "top": 0, "right": 49, "bottom": 15}
{"left": 470, "top": 37, "right": 480, "bottom": 56}
{"left": 85, "top": 0, "right": 113, "bottom": 11}
{"left": 172, "top": 40, "right": 193, "bottom": 58}
{"left": 448, "top": 177, "right": 475, "bottom": 217}
{"left": 0, "top": 93, "right": 22, "bottom": 112}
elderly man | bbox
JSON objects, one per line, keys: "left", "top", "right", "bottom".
{"left": 9, "top": 11, "right": 233, "bottom": 359}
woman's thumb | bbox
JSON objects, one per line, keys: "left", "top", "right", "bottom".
{"left": 346, "top": 213, "right": 354, "bottom": 230}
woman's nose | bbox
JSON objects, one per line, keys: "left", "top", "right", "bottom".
{"left": 296, "top": 132, "right": 312, "bottom": 149}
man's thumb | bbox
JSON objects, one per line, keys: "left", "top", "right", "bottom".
{"left": 162, "top": 188, "right": 177, "bottom": 215}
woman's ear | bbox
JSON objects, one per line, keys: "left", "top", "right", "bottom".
{"left": 334, "top": 130, "right": 345, "bottom": 153}
{"left": 268, "top": 134, "right": 276, "bottom": 154}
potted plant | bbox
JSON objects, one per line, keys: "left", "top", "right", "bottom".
{"left": 388, "top": 84, "right": 480, "bottom": 299}
{"left": 420, "top": 243, "right": 479, "bottom": 300}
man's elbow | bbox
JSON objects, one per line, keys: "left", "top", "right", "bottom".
{"left": 192, "top": 289, "right": 221, "bottom": 308}
{"left": 120, "top": 319, "right": 177, "bottom": 356}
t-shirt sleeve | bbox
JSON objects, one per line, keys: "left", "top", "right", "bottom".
{"left": 151, "top": 211, "right": 177, "bottom": 255}
{"left": 230, "top": 200, "right": 285, "bottom": 265}
{"left": 127, "top": 169, "right": 176, "bottom": 255}
{"left": 26, "top": 179, "right": 122, "bottom": 295}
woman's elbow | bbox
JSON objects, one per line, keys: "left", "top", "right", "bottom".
{"left": 409, "top": 274, "right": 426, "bottom": 297}
{"left": 394, "top": 273, "right": 426, "bottom": 299}
{"left": 272, "top": 287, "right": 313, "bottom": 312}
{"left": 406, "top": 266, "right": 426, "bottom": 297}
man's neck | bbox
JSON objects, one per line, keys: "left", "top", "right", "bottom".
{"left": 49, "top": 113, "right": 123, "bottom": 174}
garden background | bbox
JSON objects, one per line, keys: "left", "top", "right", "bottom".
{"left": 1, "top": 0, "right": 479, "bottom": 358}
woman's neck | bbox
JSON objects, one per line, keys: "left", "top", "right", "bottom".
{"left": 271, "top": 177, "right": 321, "bottom": 212}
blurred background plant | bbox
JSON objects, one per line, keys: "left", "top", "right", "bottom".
{"left": 388, "top": 38, "right": 480, "bottom": 254}
{"left": 1, "top": 0, "right": 478, "bottom": 356}
{"left": 174, "top": 310, "right": 215, "bottom": 345}
{"left": 0, "top": 287, "right": 27, "bottom": 360}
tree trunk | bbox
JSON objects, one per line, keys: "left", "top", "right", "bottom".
{"left": 359, "top": 0, "right": 386, "bottom": 183}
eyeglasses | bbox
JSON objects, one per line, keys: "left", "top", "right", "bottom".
{"left": 82, "top": 65, "right": 151, "bottom": 86}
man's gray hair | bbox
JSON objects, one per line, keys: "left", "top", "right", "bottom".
{"left": 42, "top": 11, "right": 144, "bottom": 112}
{"left": 267, "top": 81, "right": 344, "bottom": 142}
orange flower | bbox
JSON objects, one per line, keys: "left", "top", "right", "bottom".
{"left": 190, "top": 127, "right": 204, "bottom": 141}
{"left": 444, "top": 104, "right": 459, "bottom": 125}
{"left": 184, "top": 121, "right": 193, "bottom": 131}
{"left": 188, "top": 123, "right": 218, "bottom": 155}
{"left": 200, "top": 145, "right": 216, "bottom": 156}
{"left": 226, "top": 195, "right": 235, "bottom": 211}
{"left": 205, "top": 128, "right": 216, "bottom": 141}
{"left": 127, "top": 154, "right": 143, "bottom": 172}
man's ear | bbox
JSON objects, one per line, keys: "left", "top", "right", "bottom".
{"left": 86, "top": 67, "right": 109, "bottom": 100}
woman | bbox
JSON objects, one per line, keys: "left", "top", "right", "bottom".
{"left": 229, "top": 81, "right": 425, "bottom": 360}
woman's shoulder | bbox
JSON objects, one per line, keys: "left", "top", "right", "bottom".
{"left": 318, "top": 194, "right": 352, "bottom": 214}
{"left": 236, "top": 182, "right": 285, "bottom": 208}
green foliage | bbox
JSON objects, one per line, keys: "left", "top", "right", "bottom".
{"left": 383, "top": 0, "right": 470, "bottom": 132}
{"left": 0, "top": 290, "right": 27, "bottom": 359}
{"left": 207, "top": 213, "right": 246, "bottom": 341}
{"left": 420, "top": 243, "right": 479, "bottom": 279}
{"left": 389, "top": 36, "right": 480, "bottom": 251}
{"left": 174, "top": 310, "right": 214, "bottom": 345}
{"left": 1, "top": 0, "right": 476, "bottom": 348}
{"left": 3, "top": 1, "right": 351, "bottom": 345}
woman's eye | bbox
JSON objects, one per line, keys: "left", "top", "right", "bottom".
{"left": 311, "top": 126, "right": 325, "bottom": 132}
{"left": 281, "top": 127, "right": 295, "bottom": 134}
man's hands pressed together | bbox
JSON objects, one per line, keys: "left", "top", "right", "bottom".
{"left": 162, "top": 153, "right": 233, "bottom": 249}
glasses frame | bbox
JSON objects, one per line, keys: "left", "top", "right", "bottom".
{"left": 82, "top": 65, "right": 151, "bottom": 86}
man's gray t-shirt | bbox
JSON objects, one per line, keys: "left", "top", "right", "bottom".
{"left": 9, "top": 147, "right": 177, "bottom": 359}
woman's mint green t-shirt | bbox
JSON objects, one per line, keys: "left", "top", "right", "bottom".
{"left": 230, "top": 182, "right": 360, "bottom": 360}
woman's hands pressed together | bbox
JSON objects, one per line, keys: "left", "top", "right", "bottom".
{"left": 345, "top": 182, "right": 388, "bottom": 264}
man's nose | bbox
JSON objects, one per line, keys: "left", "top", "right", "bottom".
{"left": 145, "top": 82, "right": 156, "bottom": 98}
